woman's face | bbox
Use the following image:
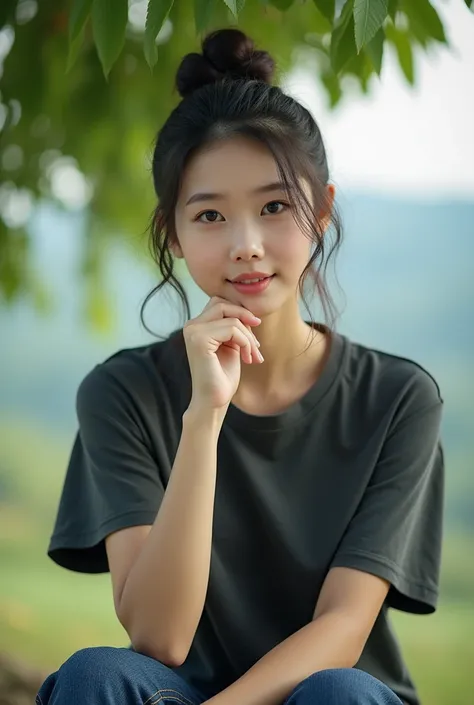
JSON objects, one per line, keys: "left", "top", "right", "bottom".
{"left": 173, "top": 136, "right": 333, "bottom": 318}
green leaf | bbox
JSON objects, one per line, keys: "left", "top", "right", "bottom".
{"left": 67, "top": 0, "right": 93, "bottom": 70}
{"left": 222, "top": 0, "right": 236, "bottom": 13}
{"left": 401, "top": 0, "right": 446, "bottom": 43}
{"left": 144, "top": 0, "right": 175, "bottom": 67}
{"left": 388, "top": 0, "right": 398, "bottom": 20}
{"left": 221, "top": 0, "right": 246, "bottom": 16}
{"left": 330, "top": 0, "right": 357, "bottom": 74}
{"left": 465, "top": 0, "right": 474, "bottom": 9}
{"left": 353, "top": 0, "right": 388, "bottom": 52}
{"left": 67, "top": 26, "right": 87, "bottom": 73}
{"left": 92, "top": 0, "right": 128, "bottom": 77}
{"left": 405, "top": 20, "right": 428, "bottom": 48}
{"left": 366, "top": 26, "right": 384, "bottom": 74}
{"left": 308, "top": 5, "right": 333, "bottom": 34}
{"left": 386, "top": 23, "right": 414, "bottom": 84}
{"left": 313, "top": 0, "right": 335, "bottom": 21}
{"left": 194, "top": 0, "right": 217, "bottom": 32}
{"left": 270, "top": 0, "right": 294, "bottom": 10}
{"left": 69, "top": 0, "right": 93, "bottom": 41}
{"left": 321, "top": 70, "right": 342, "bottom": 108}
{"left": 345, "top": 48, "right": 375, "bottom": 91}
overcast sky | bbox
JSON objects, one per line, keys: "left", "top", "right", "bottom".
{"left": 285, "top": 0, "right": 474, "bottom": 200}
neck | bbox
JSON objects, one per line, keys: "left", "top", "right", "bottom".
{"left": 236, "top": 304, "right": 327, "bottom": 399}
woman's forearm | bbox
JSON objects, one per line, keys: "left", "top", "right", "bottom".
{"left": 118, "top": 406, "right": 224, "bottom": 666}
{"left": 203, "top": 612, "right": 362, "bottom": 705}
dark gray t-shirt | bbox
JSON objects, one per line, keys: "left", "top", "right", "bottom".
{"left": 49, "top": 327, "right": 444, "bottom": 705}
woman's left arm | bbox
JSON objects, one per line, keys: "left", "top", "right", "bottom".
{"left": 204, "top": 369, "right": 444, "bottom": 705}
{"left": 202, "top": 567, "right": 390, "bottom": 705}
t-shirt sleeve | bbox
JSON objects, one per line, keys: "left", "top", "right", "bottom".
{"left": 330, "top": 368, "right": 444, "bottom": 614}
{"left": 48, "top": 365, "right": 164, "bottom": 573}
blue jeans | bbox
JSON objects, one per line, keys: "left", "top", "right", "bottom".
{"left": 37, "top": 646, "right": 403, "bottom": 705}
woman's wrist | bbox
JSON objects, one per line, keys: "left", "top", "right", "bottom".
{"left": 183, "top": 403, "right": 228, "bottom": 435}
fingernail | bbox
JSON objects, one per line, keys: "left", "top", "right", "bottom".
{"left": 252, "top": 316, "right": 261, "bottom": 323}
{"left": 254, "top": 337, "right": 261, "bottom": 347}
{"left": 258, "top": 350, "right": 264, "bottom": 362}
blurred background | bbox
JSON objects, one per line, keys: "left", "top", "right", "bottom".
{"left": 0, "top": 0, "right": 473, "bottom": 703}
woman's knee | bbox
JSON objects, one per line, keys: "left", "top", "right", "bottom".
{"left": 62, "top": 646, "right": 134, "bottom": 679}
{"left": 287, "top": 668, "right": 402, "bottom": 704}
{"left": 37, "top": 646, "right": 172, "bottom": 703}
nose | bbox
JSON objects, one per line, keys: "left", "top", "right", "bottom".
{"left": 229, "top": 222, "right": 265, "bottom": 262}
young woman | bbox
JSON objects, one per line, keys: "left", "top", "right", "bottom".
{"left": 37, "top": 28, "right": 444, "bottom": 705}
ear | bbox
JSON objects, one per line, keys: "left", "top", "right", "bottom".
{"left": 156, "top": 211, "right": 184, "bottom": 258}
{"left": 166, "top": 225, "right": 184, "bottom": 259}
{"left": 169, "top": 238, "right": 184, "bottom": 259}
{"left": 319, "top": 183, "right": 336, "bottom": 233}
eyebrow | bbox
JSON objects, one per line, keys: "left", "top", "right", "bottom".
{"left": 185, "top": 181, "right": 290, "bottom": 207}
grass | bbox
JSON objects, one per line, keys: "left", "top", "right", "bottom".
{"left": 392, "top": 604, "right": 473, "bottom": 705}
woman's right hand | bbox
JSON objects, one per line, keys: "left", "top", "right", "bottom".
{"left": 183, "top": 297, "right": 263, "bottom": 413}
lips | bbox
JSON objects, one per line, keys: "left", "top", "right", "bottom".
{"left": 229, "top": 272, "right": 273, "bottom": 283}
{"left": 227, "top": 274, "right": 275, "bottom": 295}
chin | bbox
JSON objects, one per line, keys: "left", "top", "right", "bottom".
{"left": 235, "top": 297, "right": 285, "bottom": 319}
{"left": 202, "top": 279, "right": 289, "bottom": 316}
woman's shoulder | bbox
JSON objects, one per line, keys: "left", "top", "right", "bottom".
{"left": 76, "top": 328, "right": 189, "bottom": 415}
{"left": 341, "top": 332, "right": 443, "bottom": 414}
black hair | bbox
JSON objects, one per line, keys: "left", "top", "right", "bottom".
{"left": 140, "top": 28, "right": 342, "bottom": 335}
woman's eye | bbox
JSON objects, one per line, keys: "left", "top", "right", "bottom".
{"left": 196, "top": 210, "right": 223, "bottom": 223}
{"left": 262, "top": 201, "right": 288, "bottom": 215}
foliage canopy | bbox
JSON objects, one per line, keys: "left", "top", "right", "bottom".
{"left": 0, "top": 0, "right": 470, "bottom": 322}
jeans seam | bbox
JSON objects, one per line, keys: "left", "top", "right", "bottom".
{"left": 144, "top": 689, "right": 197, "bottom": 705}
{"left": 161, "top": 689, "right": 195, "bottom": 705}
{"left": 150, "top": 696, "right": 195, "bottom": 705}
{"left": 36, "top": 696, "right": 44, "bottom": 705}
{"left": 143, "top": 689, "right": 161, "bottom": 705}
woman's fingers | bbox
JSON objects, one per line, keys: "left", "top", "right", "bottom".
{"left": 187, "top": 297, "right": 262, "bottom": 363}
{"left": 199, "top": 298, "right": 261, "bottom": 328}
{"left": 213, "top": 318, "right": 263, "bottom": 364}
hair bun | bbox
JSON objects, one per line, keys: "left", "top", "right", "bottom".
{"left": 176, "top": 28, "right": 275, "bottom": 98}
